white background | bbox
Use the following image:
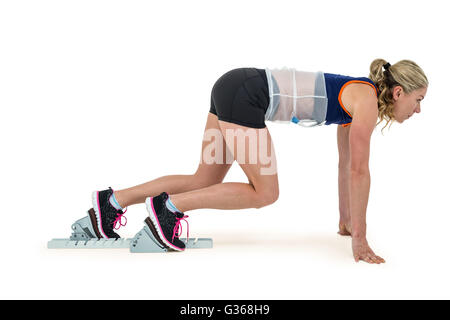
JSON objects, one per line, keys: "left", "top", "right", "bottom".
{"left": 0, "top": 0, "right": 449, "bottom": 299}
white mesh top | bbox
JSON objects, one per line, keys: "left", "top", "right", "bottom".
{"left": 264, "top": 67, "right": 328, "bottom": 127}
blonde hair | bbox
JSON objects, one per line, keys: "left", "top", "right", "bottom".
{"left": 368, "top": 59, "right": 429, "bottom": 133}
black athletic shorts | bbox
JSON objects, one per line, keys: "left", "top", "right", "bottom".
{"left": 209, "top": 67, "right": 270, "bottom": 129}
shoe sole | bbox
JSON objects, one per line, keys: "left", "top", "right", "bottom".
{"left": 145, "top": 197, "right": 185, "bottom": 252}
{"left": 144, "top": 217, "right": 170, "bottom": 250}
{"left": 91, "top": 191, "right": 109, "bottom": 239}
{"left": 88, "top": 208, "right": 102, "bottom": 238}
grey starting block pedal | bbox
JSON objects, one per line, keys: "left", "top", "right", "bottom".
{"left": 48, "top": 211, "right": 213, "bottom": 253}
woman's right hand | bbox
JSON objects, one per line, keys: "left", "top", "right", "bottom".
{"left": 338, "top": 220, "right": 352, "bottom": 236}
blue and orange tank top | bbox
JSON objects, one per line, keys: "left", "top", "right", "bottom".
{"left": 324, "top": 73, "right": 380, "bottom": 127}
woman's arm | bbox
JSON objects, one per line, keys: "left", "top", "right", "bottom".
{"left": 348, "top": 124, "right": 371, "bottom": 239}
{"left": 347, "top": 92, "right": 385, "bottom": 264}
{"left": 337, "top": 125, "right": 351, "bottom": 235}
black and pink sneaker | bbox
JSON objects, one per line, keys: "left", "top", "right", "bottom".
{"left": 145, "top": 192, "right": 189, "bottom": 252}
{"left": 91, "top": 187, "right": 127, "bottom": 239}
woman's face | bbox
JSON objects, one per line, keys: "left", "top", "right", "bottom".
{"left": 392, "top": 85, "right": 428, "bottom": 123}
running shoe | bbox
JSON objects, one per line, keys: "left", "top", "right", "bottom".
{"left": 91, "top": 187, "right": 127, "bottom": 239}
{"left": 145, "top": 192, "right": 189, "bottom": 251}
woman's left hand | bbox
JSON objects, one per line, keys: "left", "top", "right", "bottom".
{"left": 352, "top": 237, "right": 385, "bottom": 264}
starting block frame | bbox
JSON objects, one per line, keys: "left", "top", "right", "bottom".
{"left": 48, "top": 213, "right": 213, "bottom": 253}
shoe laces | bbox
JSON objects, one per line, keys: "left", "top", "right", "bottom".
{"left": 113, "top": 208, "right": 128, "bottom": 230}
{"left": 172, "top": 212, "right": 189, "bottom": 243}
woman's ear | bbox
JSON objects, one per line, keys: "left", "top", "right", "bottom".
{"left": 392, "top": 85, "right": 403, "bottom": 101}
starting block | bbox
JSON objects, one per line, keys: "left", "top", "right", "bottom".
{"left": 48, "top": 210, "right": 213, "bottom": 253}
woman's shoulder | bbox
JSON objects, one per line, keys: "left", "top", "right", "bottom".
{"left": 341, "top": 82, "right": 378, "bottom": 117}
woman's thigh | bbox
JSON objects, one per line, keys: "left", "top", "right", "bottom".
{"left": 217, "top": 119, "right": 279, "bottom": 197}
{"left": 194, "top": 112, "right": 233, "bottom": 185}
